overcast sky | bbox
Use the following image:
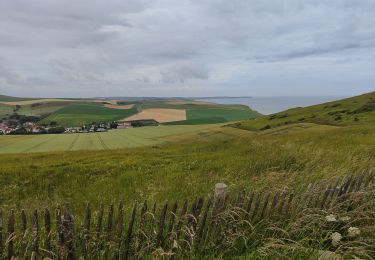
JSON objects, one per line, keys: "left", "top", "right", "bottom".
{"left": 0, "top": 0, "right": 374, "bottom": 98}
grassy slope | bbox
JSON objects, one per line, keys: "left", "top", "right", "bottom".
{"left": 0, "top": 122, "right": 373, "bottom": 213}
{"left": 16, "top": 101, "right": 82, "bottom": 116}
{"left": 0, "top": 124, "right": 223, "bottom": 153}
{"left": 41, "top": 103, "right": 140, "bottom": 126}
{"left": 234, "top": 91, "right": 375, "bottom": 130}
{"left": 0, "top": 104, "right": 14, "bottom": 117}
{"left": 0, "top": 95, "right": 32, "bottom": 102}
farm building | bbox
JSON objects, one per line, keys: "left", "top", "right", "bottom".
{"left": 117, "top": 121, "right": 132, "bottom": 129}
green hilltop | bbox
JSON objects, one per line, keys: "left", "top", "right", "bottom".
{"left": 233, "top": 91, "right": 375, "bottom": 130}
{"left": 0, "top": 94, "right": 32, "bottom": 102}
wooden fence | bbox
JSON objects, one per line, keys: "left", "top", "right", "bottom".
{"left": 0, "top": 170, "right": 373, "bottom": 259}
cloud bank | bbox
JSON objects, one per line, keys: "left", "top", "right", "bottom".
{"left": 0, "top": 0, "right": 374, "bottom": 97}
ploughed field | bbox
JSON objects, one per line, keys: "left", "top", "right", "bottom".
{"left": 0, "top": 124, "right": 234, "bottom": 153}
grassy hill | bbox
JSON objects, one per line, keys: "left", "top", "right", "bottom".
{"left": 233, "top": 91, "right": 375, "bottom": 131}
{"left": 0, "top": 94, "right": 32, "bottom": 102}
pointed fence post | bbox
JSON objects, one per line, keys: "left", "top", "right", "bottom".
{"left": 44, "top": 208, "right": 52, "bottom": 254}
{"left": 124, "top": 203, "right": 137, "bottom": 260}
{"left": 0, "top": 209, "right": 3, "bottom": 257}
{"left": 31, "top": 209, "right": 39, "bottom": 258}
{"left": 7, "top": 209, "right": 14, "bottom": 260}
{"left": 213, "top": 183, "right": 227, "bottom": 216}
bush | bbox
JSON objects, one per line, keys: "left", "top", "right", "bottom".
{"left": 260, "top": 125, "right": 271, "bottom": 130}
{"left": 47, "top": 126, "right": 65, "bottom": 134}
{"left": 9, "top": 127, "right": 28, "bottom": 135}
{"left": 353, "top": 102, "right": 375, "bottom": 114}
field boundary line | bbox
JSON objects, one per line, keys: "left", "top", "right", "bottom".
{"left": 96, "top": 133, "right": 109, "bottom": 150}
{"left": 68, "top": 133, "right": 81, "bottom": 151}
{"left": 22, "top": 135, "right": 56, "bottom": 153}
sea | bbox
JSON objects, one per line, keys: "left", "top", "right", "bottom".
{"left": 197, "top": 96, "right": 347, "bottom": 115}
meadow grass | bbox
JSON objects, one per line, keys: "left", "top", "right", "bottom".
{"left": 0, "top": 124, "right": 223, "bottom": 153}
{"left": 0, "top": 122, "right": 373, "bottom": 214}
{"left": 0, "top": 103, "right": 14, "bottom": 117}
{"left": 187, "top": 108, "right": 257, "bottom": 122}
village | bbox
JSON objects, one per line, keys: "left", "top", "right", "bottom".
{"left": 0, "top": 118, "right": 159, "bottom": 135}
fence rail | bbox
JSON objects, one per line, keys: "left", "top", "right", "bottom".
{"left": 0, "top": 171, "right": 373, "bottom": 259}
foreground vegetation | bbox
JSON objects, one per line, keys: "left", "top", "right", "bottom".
{"left": 2, "top": 179, "right": 374, "bottom": 259}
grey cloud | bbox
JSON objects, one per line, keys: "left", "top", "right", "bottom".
{"left": 160, "top": 62, "right": 210, "bottom": 83}
{"left": 0, "top": 64, "right": 20, "bottom": 85}
{"left": 0, "top": 0, "right": 374, "bottom": 97}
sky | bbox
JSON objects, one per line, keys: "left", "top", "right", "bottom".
{"left": 0, "top": 0, "right": 374, "bottom": 98}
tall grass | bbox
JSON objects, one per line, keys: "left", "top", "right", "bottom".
{"left": 0, "top": 123, "right": 373, "bottom": 214}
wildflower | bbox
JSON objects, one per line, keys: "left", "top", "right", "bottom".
{"left": 326, "top": 214, "right": 337, "bottom": 222}
{"left": 348, "top": 227, "right": 361, "bottom": 237}
{"left": 331, "top": 232, "right": 342, "bottom": 247}
{"left": 173, "top": 240, "right": 178, "bottom": 248}
{"left": 339, "top": 216, "right": 351, "bottom": 222}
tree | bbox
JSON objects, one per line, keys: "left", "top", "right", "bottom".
{"left": 110, "top": 121, "right": 118, "bottom": 129}
{"left": 49, "top": 121, "right": 58, "bottom": 127}
{"left": 47, "top": 126, "right": 65, "bottom": 134}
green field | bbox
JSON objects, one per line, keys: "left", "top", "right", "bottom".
{"left": 0, "top": 124, "right": 232, "bottom": 153}
{"left": 17, "top": 102, "right": 74, "bottom": 116}
{"left": 164, "top": 105, "right": 257, "bottom": 125}
{"left": 1, "top": 96, "right": 258, "bottom": 126}
{"left": 0, "top": 104, "right": 14, "bottom": 117}
{"left": 40, "top": 103, "right": 140, "bottom": 126}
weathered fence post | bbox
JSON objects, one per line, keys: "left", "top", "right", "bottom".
{"left": 176, "top": 200, "right": 188, "bottom": 240}
{"left": 93, "top": 203, "right": 104, "bottom": 259}
{"left": 44, "top": 208, "right": 51, "bottom": 253}
{"left": 115, "top": 201, "right": 124, "bottom": 259}
{"left": 103, "top": 202, "right": 114, "bottom": 259}
{"left": 83, "top": 203, "right": 91, "bottom": 257}
{"left": 7, "top": 209, "right": 14, "bottom": 260}
{"left": 0, "top": 209, "right": 3, "bottom": 257}
{"left": 213, "top": 183, "right": 227, "bottom": 216}
{"left": 196, "top": 196, "right": 212, "bottom": 251}
{"left": 56, "top": 208, "right": 64, "bottom": 259}
{"left": 156, "top": 202, "right": 168, "bottom": 247}
{"left": 136, "top": 200, "right": 147, "bottom": 253}
{"left": 124, "top": 203, "right": 137, "bottom": 260}
{"left": 19, "top": 209, "right": 28, "bottom": 258}
{"left": 31, "top": 209, "right": 39, "bottom": 259}
{"left": 63, "top": 209, "right": 75, "bottom": 260}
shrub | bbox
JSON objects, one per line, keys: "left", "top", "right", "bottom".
{"left": 260, "top": 125, "right": 271, "bottom": 130}
{"left": 47, "top": 126, "right": 65, "bottom": 134}
{"left": 353, "top": 102, "right": 375, "bottom": 114}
